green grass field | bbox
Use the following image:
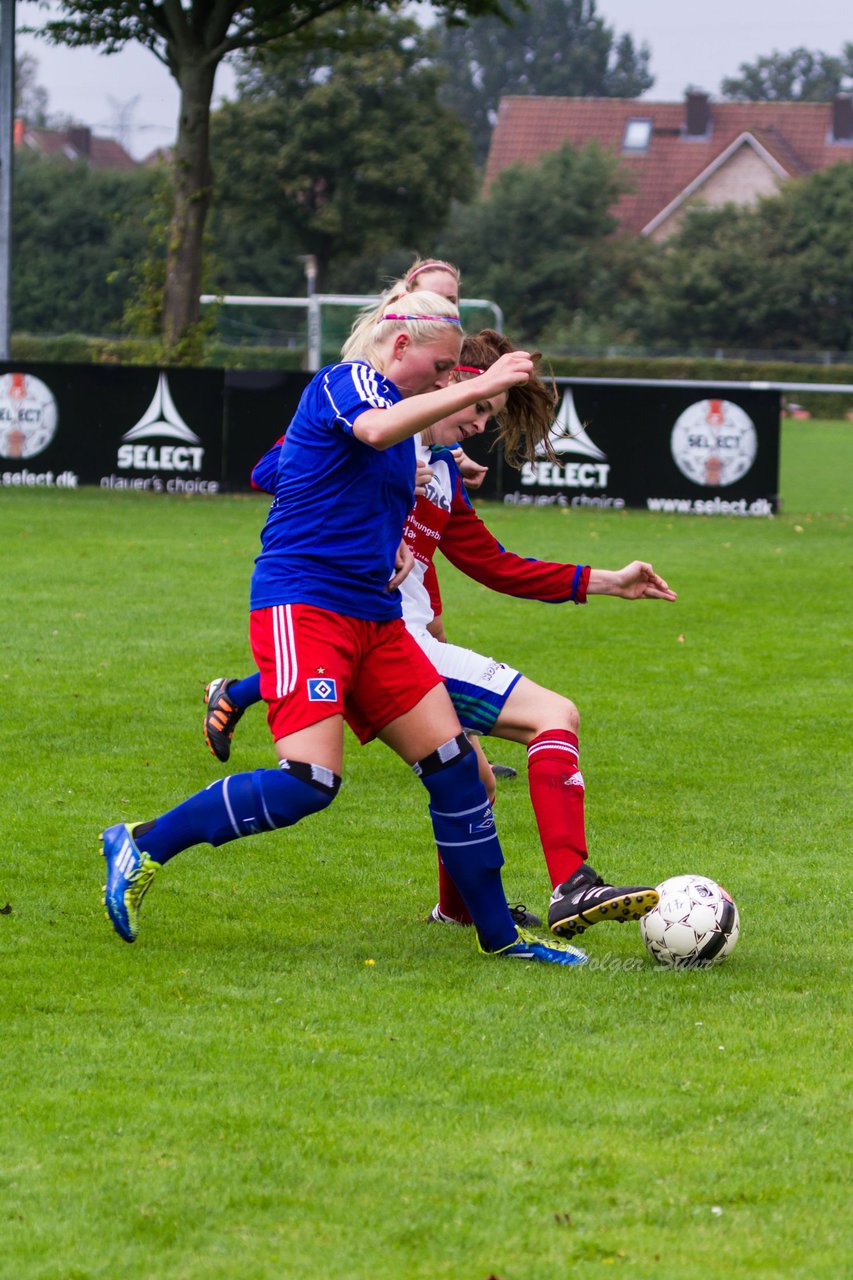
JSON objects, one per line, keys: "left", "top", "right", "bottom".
{"left": 2, "top": 420, "right": 850, "bottom": 1279}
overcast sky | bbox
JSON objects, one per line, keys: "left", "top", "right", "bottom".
{"left": 15, "top": 0, "right": 853, "bottom": 160}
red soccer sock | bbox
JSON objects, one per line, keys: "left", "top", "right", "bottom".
{"left": 436, "top": 849, "right": 473, "bottom": 924}
{"left": 527, "top": 729, "right": 588, "bottom": 888}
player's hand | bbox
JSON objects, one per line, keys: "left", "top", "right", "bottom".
{"left": 387, "top": 539, "right": 415, "bottom": 591}
{"left": 451, "top": 448, "right": 488, "bottom": 490}
{"left": 588, "top": 562, "right": 677, "bottom": 600}
{"left": 613, "top": 561, "right": 677, "bottom": 600}
{"left": 414, "top": 458, "right": 433, "bottom": 497}
{"left": 479, "top": 350, "right": 533, "bottom": 395}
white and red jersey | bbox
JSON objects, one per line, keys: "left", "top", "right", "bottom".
{"left": 251, "top": 435, "right": 591, "bottom": 627}
{"left": 400, "top": 440, "right": 590, "bottom": 629}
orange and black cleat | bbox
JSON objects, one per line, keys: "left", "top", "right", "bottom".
{"left": 203, "top": 677, "right": 245, "bottom": 763}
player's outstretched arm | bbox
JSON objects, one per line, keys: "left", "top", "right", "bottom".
{"left": 353, "top": 351, "right": 533, "bottom": 450}
{"left": 587, "top": 562, "right": 677, "bottom": 601}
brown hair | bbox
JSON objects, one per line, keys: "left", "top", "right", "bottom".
{"left": 457, "top": 329, "right": 558, "bottom": 467}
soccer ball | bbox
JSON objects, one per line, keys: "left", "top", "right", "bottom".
{"left": 640, "top": 875, "right": 740, "bottom": 968}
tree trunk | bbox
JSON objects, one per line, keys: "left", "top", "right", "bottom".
{"left": 162, "top": 58, "right": 217, "bottom": 353}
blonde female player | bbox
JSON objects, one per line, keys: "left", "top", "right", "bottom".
{"left": 101, "top": 293, "right": 587, "bottom": 967}
{"left": 206, "top": 330, "right": 675, "bottom": 941}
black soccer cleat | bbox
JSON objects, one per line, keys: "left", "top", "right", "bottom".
{"left": 203, "top": 677, "right": 245, "bottom": 763}
{"left": 508, "top": 902, "right": 541, "bottom": 927}
{"left": 427, "top": 901, "right": 541, "bottom": 928}
{"left": 490, "top": 762, "right": 518, "bottom": 779}
{"left": 548, "top": 863, "right": 659, "bottom": 938}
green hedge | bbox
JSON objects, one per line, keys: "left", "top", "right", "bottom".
{"left": 9, "top": 333, "right": 304, "bottom": 372}
{"left": 10, "top": 334, "right": 852, "bottom": 417}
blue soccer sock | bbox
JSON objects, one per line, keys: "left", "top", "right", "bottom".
{"left": 415, "top": 736, "right": 517, "bottom": 953}
{"left": 134, "top": 762, "right": 339, "bottom": 865}
{"left": 227, "top": 672, "right": 262, "bottom": 710}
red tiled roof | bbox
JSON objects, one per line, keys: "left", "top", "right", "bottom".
{"left": 484, "top": 97, "right": 853, "bottom": 234}
{"left": 16, "top": 123, "right": 136, "bottom": 170}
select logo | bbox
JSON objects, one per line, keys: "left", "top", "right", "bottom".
{"left": 117, "top": 374, "right": 204, "bottom": 471}
{"left": 521, "top": 390, "right": 610, "bottom": 489}
{"left": 0, "top": 373, "right": 59, "bottom": 459}
{"left": 670, "top": 399, "right": 758, "bottom": 487}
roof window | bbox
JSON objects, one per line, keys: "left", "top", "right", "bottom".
{"left": 623, "top": 118, "right": 652, "bottom": 151}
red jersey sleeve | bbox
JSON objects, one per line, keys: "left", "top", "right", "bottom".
{"left": 438, "top": 480, "right": 590, "bottom": 604}
{"left": 423, "top": 560, "right": 443, "bottom": 618}
{"left": 251, "top": 435, "right": 285, "bottom": 493}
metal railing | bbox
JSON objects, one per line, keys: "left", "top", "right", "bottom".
{"left": 200, "top": 292, "right": 505, "bottom": 371}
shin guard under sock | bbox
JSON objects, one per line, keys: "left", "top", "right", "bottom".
{"left": 415, "top": 736, "right": 516, "bottom": 951}
{"left": 527, "top": 729, "right": 587, "bottom": 887}
{"left": 135, "top": 762, "right": 339, "bottom": 865}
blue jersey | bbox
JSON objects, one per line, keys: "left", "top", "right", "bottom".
{"left": 250, "top": 361, "right": 416, "bottom": 621}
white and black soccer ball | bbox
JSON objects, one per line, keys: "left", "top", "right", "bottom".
{"left": 640, "top": 875, "right": 740, "bottom": 968}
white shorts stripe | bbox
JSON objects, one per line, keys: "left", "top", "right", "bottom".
{"left": 284, "top": 604, "right": 298, "bottom": 694}
{"left": 272, "top": 605, "right": 284, "bottom": 697}
{"left": 273, "top": 604, "right": 298, "bottom": 698}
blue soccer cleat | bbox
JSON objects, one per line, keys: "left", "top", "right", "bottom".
{"left": 101, "top": 822, "right": 158, "bottom": 943}
{"left": 481, "top": 926, "right": 588, "bottom": 966}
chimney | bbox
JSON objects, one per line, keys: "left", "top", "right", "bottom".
{"left": 67, "top": 126, "right": 92, "bottom": 158}
{"left": 832, "top": 94, "right": 853, "bottom": 142}
{"left": 13, "top": 118, "right": 24, "bottom": 146}
{"left": 685, "top": 91, "right": 710, "bottom": 138}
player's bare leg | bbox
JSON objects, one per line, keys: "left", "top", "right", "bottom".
{"left": 490, "top": 677, "right": 658, "bottom": 937}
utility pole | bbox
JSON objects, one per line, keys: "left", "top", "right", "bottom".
{"left": 0, "top": 0, "right": 14, "bottom": 359}
{"left": 299, "top": 254, "right": 321, "bottom": 372}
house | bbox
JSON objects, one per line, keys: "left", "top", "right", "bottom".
{"left": 483, "top": 92, "right": 853, "bottom": 241}
{"left": 13, "top": 119, "right": 136, "bottom": 170}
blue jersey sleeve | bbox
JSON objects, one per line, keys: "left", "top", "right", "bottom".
{"left": 319, "top": 362, "right": 398, "bottom": 434}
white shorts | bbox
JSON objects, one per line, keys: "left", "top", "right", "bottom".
{"left": 412, "top": 627, "right": 523, "bottom": 735}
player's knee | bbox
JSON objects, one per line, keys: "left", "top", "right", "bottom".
{"left": 413, "top": 732, "right": 475, "bottom": 792}
{"left": 415, "top": 736, "right": 503, "bottom": 870}
{"left": 253, "top": 761, "right": 341, "bottom": 828}
{"left": 545, "top": 694, "right": 579, "bottom": 735}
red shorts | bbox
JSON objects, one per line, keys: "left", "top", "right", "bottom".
{"left": 249, "top": 604, "right": 444, "bottom": 745}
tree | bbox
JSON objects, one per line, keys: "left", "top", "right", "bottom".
{"left": 15, "top": 53, "right": 49, "bottom": 125}
{"left": 31, "top": 0, "right": 519, "bottom": 360}
{"left": 432, "top": 0, "right": 653, "bottom": 165}
{"left": 12, "top": 151, "right": 157, "bottom": 334}
{"left": 437, "top": 140, "right": 634, "bottom": 342}
{"left": 631, "top": 164, "right": 853, "bottom": 353}
{"left": 721, "top": 45, "right": 853, "bottom": 101}
{"left": 210, "top": 14, "right": 475, "bottom": 294}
